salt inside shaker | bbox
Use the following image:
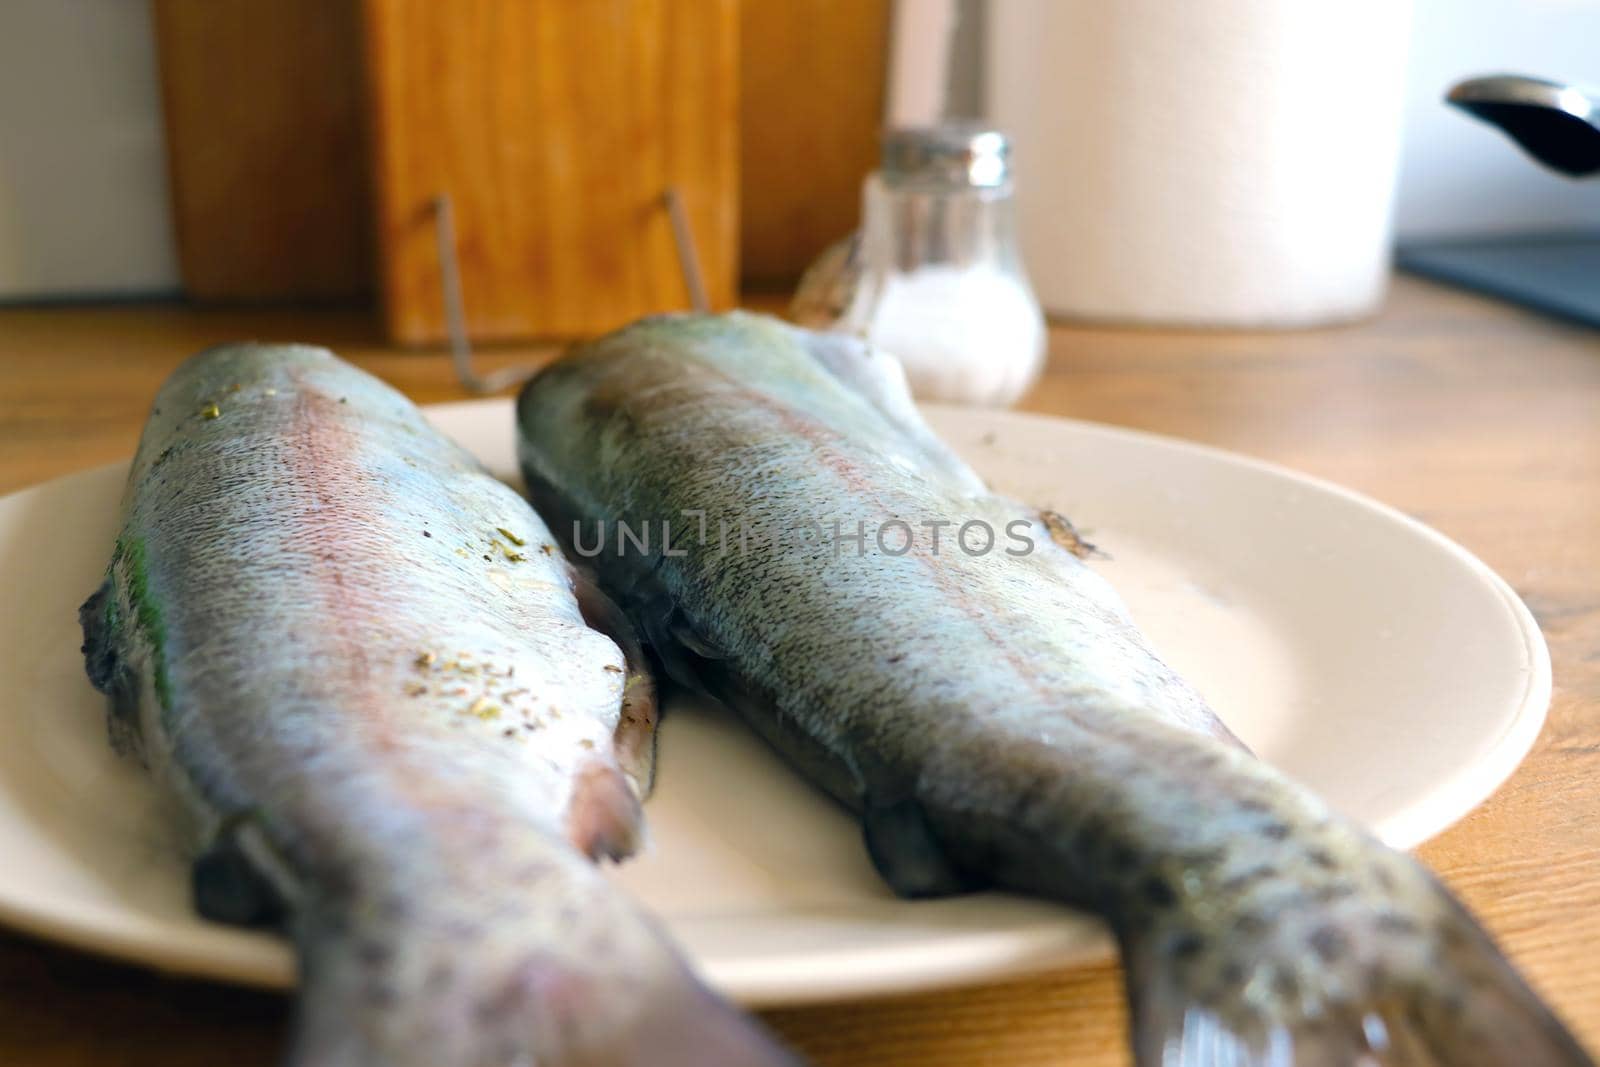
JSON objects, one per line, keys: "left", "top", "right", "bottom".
{"left": 793, "top": 124, "right": 1046, "bottom": 407}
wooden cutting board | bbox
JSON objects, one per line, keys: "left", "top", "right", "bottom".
{"left": 738, "top": 0, "right": 890, "bottom": 288}
{"left": 151, "top": 0, "right": 372, "bottom": 302}
{"left": 361, "top": 0, "right": 738, "bottom": 344}
{"left": 153, "top": 1, "right": 876, "bottom": 335}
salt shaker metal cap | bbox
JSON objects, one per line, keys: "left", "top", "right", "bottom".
{"left": 880, "top": 125, "right": 1012, "bottom": 188}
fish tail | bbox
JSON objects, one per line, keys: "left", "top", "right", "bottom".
{"left": 281, "top": 850, "right": 799, "bottom": 1067}
{"left": 1116, "top": 865, "right": 1594, "bottom": 1067}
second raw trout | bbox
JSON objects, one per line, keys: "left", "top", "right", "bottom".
{"left": 516, "top": 312, "right": 1593, "bottom": 1067}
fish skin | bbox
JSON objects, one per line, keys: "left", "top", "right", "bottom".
{"left": 516, "top": 312, "right": 1595, "bottom": 1067}
{"left": 79, "top": 343, "right": 797, "bottom": 1067}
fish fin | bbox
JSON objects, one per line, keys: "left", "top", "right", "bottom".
{"left": 790, "top": 232, "right": 864, "bottom": 328}
{"left": 571, "top": 568, "right": 659, "bottom": 797}
{"left": 191, "top": 814, "right": 290, "bottom": 928}
{"left": 78, "top": 579, "right": 143, "bottom": 758}
{"left": 78, "top": 580, "right": 119, "bottom": 693}
{"left": 669, "top": 611, "right": 727, "bottom": 661}
{"left": 862, "top": 795, "right": 974, "bottom": 898}
{"left": 795, "top": 327, "right": 990, "bottom": 496}
{"left": 637, "top": 599, "right": 726, "bottom": 693}
{"left": 1120, "top": 887, "right": 1595, "bottom": 1067}
{"left": 566, "top": 760, "right": 646, "bottom": 863}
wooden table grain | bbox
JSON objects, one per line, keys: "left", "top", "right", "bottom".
{"left": 0, "top": 276, "right": 1596, "bottom": 1064}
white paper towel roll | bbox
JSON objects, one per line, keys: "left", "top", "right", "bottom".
{"left": 987, "top": 0, "right": 1413, "bottom": 326}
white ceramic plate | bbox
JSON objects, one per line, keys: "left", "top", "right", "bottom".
{"left": 0, "top": 401, "right": 1549, "bottom": 1006}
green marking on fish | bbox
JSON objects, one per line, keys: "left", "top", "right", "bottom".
{"left": 112, "top": 535, "right": 171, "bottom": 710}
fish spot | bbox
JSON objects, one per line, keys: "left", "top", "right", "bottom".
{"left": 377, "top": 894, "right": 412, "bottom": 922}
{"left": 1306, "top": 847, "right": 1338, "bottom": 870}
{"left": 441, "top": 917, "right": 482, "bottom": 941}
{"left": 1233, "top": 913, "right": 1267, "bottom": 936}
{"left": 1142, "top": 875, "right": 1177, "bottom": 909}
{"left": 422, "top": 530, "right": 432, "bottom": 538}
{"left": 425, "top": 962, "right": 453, "bottom": 992}
{"left": 1436, "top": 918, "right": 1469, "bottom": 949}
{"left": 358, "top": 940, "right": 392, "bottom": 967}
{"left": 1309, "top": 924, "right": 1350, "bottom": 962}
{"left": 1221, "top": 866, "right": 1275, "bottom": 894}
{"left": 1376, "top": 912, "right": 1419, "bottom": 936}
{"left": 1271, "top": 968, "right": 1300, "bottom": 1001}
{"left": 365, "top": 981, "right": 399, "bottom": 1009}
{"left": 1107, "top": 843, "right": 1139, "bottom": 873}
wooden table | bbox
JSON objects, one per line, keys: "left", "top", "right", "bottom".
{"left": 1, "top": 275, "right": 1596, "bottom": 1064}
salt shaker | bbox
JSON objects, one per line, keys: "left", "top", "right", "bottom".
{"left": 793, "top": 124, "right": 1046, "bottom": 407}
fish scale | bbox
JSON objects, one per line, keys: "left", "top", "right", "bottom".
{"left": 516, "top": 311, "right": 1595, "bottom": 1067}
{"left": 80, "top": 343, "right": 797, "bottom": 1067}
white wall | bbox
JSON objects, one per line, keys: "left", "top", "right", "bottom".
{"left": 0, "top": 0, "right": 177, "bottom": 299}
{"left": 1395, "top": 0, "right": 1600, "bottom": 238}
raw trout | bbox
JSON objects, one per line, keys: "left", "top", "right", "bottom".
{"left": 79, "top": 343, "right": 796, "bottom": 1067}
{"left": 516, "top": 312, "right": 1593, "bottom": 1067}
